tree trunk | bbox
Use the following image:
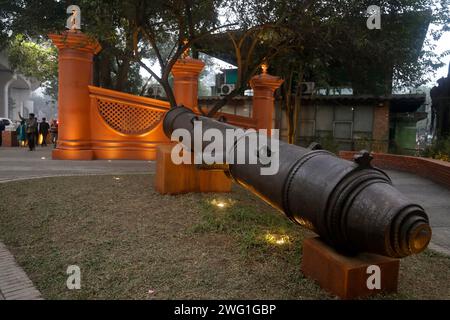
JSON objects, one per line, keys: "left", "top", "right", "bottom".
{"left": 161, "top": 79, "right": 177, "bottom": 108}
{"left": 207, "top": 89, "right": 242, "bottom": 117}
{"left": 285, "top": 71, "right": 294, "bottom": 144}
{"left": 98, "top": 54, "right": 113, "bottom": 89}
{"left": 115, "top": 58, "right": 131, "bottom": 92}
{"left": 287, "top": 68, "right": 303, "bottom": 144}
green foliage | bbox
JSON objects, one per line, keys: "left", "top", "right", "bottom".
{"left": 274, "top": 1, "right": 448, "bottom": 93}
{"left": 422, "top": 137, "right": 450, "bottom": 162}
{"left": 222, "top": 0, "right": 449, "bottom": 142}
{"left": 2, "top": 0, "right": 449, "bottom": 106}
{"left": 8, "top": 34, "right": 58, "bottom": 99}
{"left": 354, "top": 136, "right": 373, "bottom": 151}
{"left": 317, "top": 133, "right": 340, "bottom": 155}
{"left": 1, "top": 0, "right": 152, "bottom": 94}
{"left": 2, "top": 0, "right": 227, "bottom": 106}
{"left": 120, "top": 0, "right": 227, "bottom": 106}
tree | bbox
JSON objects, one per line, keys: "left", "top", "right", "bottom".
{"left": 7, "top": 34, "right": 58, "bottom": 100}
{"left": 2, "top": 0, "right": 448, "bottom": 122}
{"left": 430, "top": 64, "right": 450, "bottom": 139}
{"left": 1, "top": 0, "right": 150, "bottom": 94}
{"left": 199, "top": 0, "right": 311, "bottom": 117}
{"left": 127, "top": 0, "right": 235, "bottom": 107}
{"left": 1, "top": 0, "right": 234, "bottom": 106}
{"left": 213, "top": 0, "right": 450, "bottom": 143}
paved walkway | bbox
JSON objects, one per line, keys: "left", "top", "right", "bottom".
{"left": 0, "top": 243, "right": 42, "bottom": 300}
{"left": 0, "top": 146, "right": 154, "bottom": 183}
{"left": 386, "top": 170, "right": 450, "bottom": 256}
{"left": 0, "top": 147, "right": 449, "bottom": 299}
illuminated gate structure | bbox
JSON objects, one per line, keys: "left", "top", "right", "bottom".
{"left": 88, "top": 86, "right": 169, "bottom": 160}
{"left": 49, "top": 30, "right": 282, "bottom": 160}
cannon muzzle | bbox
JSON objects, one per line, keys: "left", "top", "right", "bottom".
{"left": 163, "top": 106, "right": 432, "bottom": 258}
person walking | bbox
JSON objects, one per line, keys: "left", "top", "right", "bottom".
{"left": 18, "top": 120, "right": 27, "bottom": 147}
{"left": 39, "top": 118, "right": 50, "bottom": 147}
{"left": 50, "top": 119, "right": 58, "bottom": 148}
{"left": 18, "top": 112, "right": 38, "bottom": 151}
{"left": 35, "top": 119, "right": 40, "bottom": 147}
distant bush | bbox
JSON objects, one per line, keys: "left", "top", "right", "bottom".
{"left": 422, "top": 137, "right": 450, "bottom": 162}
{"left": 317, "top": 134, "right": 340, "bottom": 155}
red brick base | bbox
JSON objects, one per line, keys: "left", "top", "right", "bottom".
{"left": 1, "top": 131, "right": 19, "bottom": 147}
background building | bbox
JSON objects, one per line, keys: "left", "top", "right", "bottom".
{"left": 0, "top": 50, "right": 39, "bottom": 121}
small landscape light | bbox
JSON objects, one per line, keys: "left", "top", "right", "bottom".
{"left": 211, "top": 199, "right": 235, "bottom": 209}
{"left": 265, "top": 233, "right": 291, "bottom": 246}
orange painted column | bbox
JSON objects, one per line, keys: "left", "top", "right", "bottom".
{"left": 155, "top": 57, "right": 231, "bottom": 194}
{"left": 49, "top": 30, "right": 101, "bottom": 160}
{"left": 250, "top": 72, "right": 284, "bottom": 134}
{"left": 171, "top": 58, "right": 205, "bottom": 111}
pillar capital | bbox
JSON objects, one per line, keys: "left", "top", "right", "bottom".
{"left": 171, "top": 58, "right": 205, "bottom": 111}
{"left": 250, "top": 73, "right": 284, "bottom": 95}
{"left": 172, "top": 58, "right": 205, "bottom": 77}
{"left": 250, "top": 72, "right": 284, "bottom": 133}
{"left": 49, "top": 30, "right": 102, "bottom": 55}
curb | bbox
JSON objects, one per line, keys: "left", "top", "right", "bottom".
{"left": 0, "top": 242, "right": 43, "bottom": 300}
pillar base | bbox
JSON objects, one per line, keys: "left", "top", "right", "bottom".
{"left": 154, "top": 144, "right": 232, "bottom": 195}
{"left": 301, "top": 237, "right": 400, "bottom": 299}
{"left": 52, "top": 148, "right": 95, "bottom": 160}
{"left": 92, "top": 149, "right": 157, "bottom": 161}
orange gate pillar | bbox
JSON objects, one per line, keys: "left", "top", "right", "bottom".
{"left": 49, "top": 31, "right": 101, "bottom": 160}
{"left": 171, "top": 58, "right": 205, "bottom": 112}
{"left": 250, "top": 67, "right": 284, "bottom": 134}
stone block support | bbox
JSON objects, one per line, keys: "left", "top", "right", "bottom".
{"left": 301, "top": 237, "right": 400, "bottom": 299}
{"left": 154, "top": 144, "right": 232, "bottom": 194}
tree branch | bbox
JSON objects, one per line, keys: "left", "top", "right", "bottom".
{"left": 135, "top": 57, "right": 162, "bottom": 84}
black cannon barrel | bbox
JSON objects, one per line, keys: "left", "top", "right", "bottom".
{"left": 163, "top": 106, "right": 432, "bottom": 258}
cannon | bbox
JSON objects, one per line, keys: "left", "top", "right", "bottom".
{"left": 163, "top": 106, "right": 432, "bottom": 258}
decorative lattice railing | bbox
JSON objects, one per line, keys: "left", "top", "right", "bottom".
{"left": 88, "top": 86, "right": 170, "bottom": 136}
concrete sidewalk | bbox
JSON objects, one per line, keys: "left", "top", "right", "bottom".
{"left": 386, "top": 170, "right": 450, "bottom": 256}
{"left": 0, "top": 146, "right": 154, "bottom": 183}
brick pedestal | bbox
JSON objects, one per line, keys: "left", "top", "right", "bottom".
{"left": 154, "top": 144, "right": 232, "bottom": 195}
{"left": 301, "top": 237, "right": 400, "bottom": 299}
{"left": 1, "top": 131, "right": 19, "bottom": 147}
{"left": 372, "top": 101, "right": 390, "bottom": 153}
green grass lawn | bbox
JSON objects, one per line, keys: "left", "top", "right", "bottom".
{"left": 0, "top": 174, "right": 449, "bottom": 300}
